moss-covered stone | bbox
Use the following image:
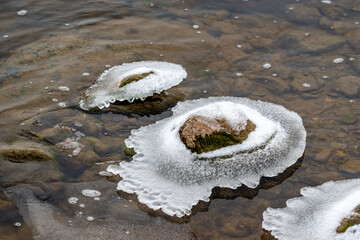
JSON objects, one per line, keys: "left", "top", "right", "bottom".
{"left": 124, "top": 147, "right": 136, "bottom": 157}
{"left": 336, "top": 204, "right": 360, "bottom": 233}
{"left": 118, "top": 71, "right": 154, "bottom": 88}
{"left": 179, "top": 115, "right": 256, "bottom": 154}
{"left": 0, "top": 141, "right": 54, "bottom": 162}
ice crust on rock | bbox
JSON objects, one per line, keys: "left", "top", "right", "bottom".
{"left": 107, "top": 97, "right": 306, "bottom": 217}
{"left": 262, "top": 178, "right": 360, "bottom": 240}
{"left": 79, "top": 61, "right": 187, "bottom": 110}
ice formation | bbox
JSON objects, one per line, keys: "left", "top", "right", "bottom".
{"left": 107, "top": 97, "right": 306, "bottom": 217}
{"left": 79, "top": 61, "right": 187, "bottom": 110}
{"left": 262, "top": 178, "right": 360, "bottom": 240}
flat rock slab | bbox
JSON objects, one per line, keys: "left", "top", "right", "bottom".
{"left": 0, "top": 141, "right": 54, "bottom": 162}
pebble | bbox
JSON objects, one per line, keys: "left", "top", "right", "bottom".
{"left": 315, "top": 149, "right": 332, "bottom": 161}
{"left": 17, "top": 10, "right": 27, "bottom": 16}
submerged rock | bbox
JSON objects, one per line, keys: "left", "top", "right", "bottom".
{"left": 79, "top": 61, "right": 187, "bottom": 110}
{"left": 179, "top": 115, "right": 256, "bottom": 154}
{"left": 0, "top": 141, "right": 54, "bottom": 162}
{"left": 262, "top": 178, "right": 360, "bottom": 240}
{"left": 107, "top": 97, "right": 306, "bottom": 217}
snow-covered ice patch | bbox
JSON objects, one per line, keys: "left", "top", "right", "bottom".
{"left": 107, "top": 97, "right": 306, "bottom": 217}
{"left": 79, "top": 61, "right": 187, "bottom": 110}
{"left": 17, "top": 10, "right": 27, "bottom": 16}
{"left": 263, "top": 178, "right": 360, "bottom": 240}
{"left": 263, "top": 63, "right": 272, "bottom": 69}
{"left": 68, "top": 197, "right": 79, "bottom": 205}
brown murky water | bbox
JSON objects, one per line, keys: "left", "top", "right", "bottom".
{"left": 0, "top": 0, "right": 359, "bottom": 239}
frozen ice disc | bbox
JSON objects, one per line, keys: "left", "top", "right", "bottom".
{"left": 107, "top": 97, "right": 306, "bottom": 217}
{"left": 79, "top": 61, "right": 187, "bottom": 110}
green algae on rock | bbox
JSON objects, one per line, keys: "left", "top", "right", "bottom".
{"left": 179, "top": 115, "right": 256, "bottom": 154}
{"left": 0, "top": 141, "right": 54, "bottom": 162}
{"left": 336, "top": 204, "right": 360, "bottom": 233}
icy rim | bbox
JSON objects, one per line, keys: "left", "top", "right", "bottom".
{"left": 79, "top": 61, "right": 187, "bottom": 110}
{"left": 262, "top": 178, "right": 360, "bottom": 240}
{"left": 107, "top": 97, "right": 306, "bottom": 217}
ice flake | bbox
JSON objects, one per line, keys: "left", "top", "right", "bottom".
{"left": 321, "top": 0, "right": 332, "bottom": 4}
{"left": 192, "top": 25, "right": 199, "bottom": 29}
{"left": 333, "top": 58, "right": 344, "bottom": 63}
{"left": 58, "top": 86, "right": 70, "bottom": 91}
{"left": 68, "top": 197, "right": 79, "bottom": 205}
{"left": 263, "top": 63, "right": 272, "bottom": 69}
{"left": 263, "top": 179, "right": 360, "bottom": 240}
{"left": 79, "top": 61, "right": 187, "bottom": 110}
{"left": 81, "top": 189, "right": 101, "bottom": 198}
{"left": 302, "top": 83, "right": 311, "bottom": 88}
{"left": 17, "top": 10, "right": 27, "bottom": 16}
{"left": 107, "top": 97, "right": 306, "bottom": 217}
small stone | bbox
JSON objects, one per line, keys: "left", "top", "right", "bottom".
{"left": 124, "top": 147, "right": 136, "bottom": 157}
{"left": 332, "top": 76, "right": 360, "bottom": 98}
{"left": 341, "top": 114, "right": 358, "bottom": 125}
{"left": 315, "top": 149, "right": 332, "bottom": 161}
{"left": 340, "top": 160, "right": 360, "bottom": 174}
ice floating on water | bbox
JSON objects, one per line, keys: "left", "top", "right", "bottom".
{"left": 81, "top": 189, "right": 101, "bottom": 198}
{"left": 17, "top": 10, "right": 27, "bottom": 16}
{"left": 79, "top": 61, "right": 187, "bottom": 110}
{"left": 302, "top": 83, "right": 311, "bottom": 88}
{"left": 107, "top": 97, "right": 306, "bottom": 217}
{"left": 321, "top": 0, "right": 332, "bottom": 4}
{"left": 263, "top": 178, "right": 360, "bottom": 240}
{"left": 68, "top": 197, "right": 79, "bottom": 205}
{"left": 58, "top": 86, "right": 70, "bottom": 92}
{"left": 263, "top": 63, "right": 272, "bottom": 69}
{"left": 333, "top": 58, "right": 344, "bottom": 64}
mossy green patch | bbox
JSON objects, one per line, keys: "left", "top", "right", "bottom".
{"left": 124, "top": 147, "right": 136, "bottom": 157}
{"left": 118, "top": 71, "right": 154, "bottom": 88}
{"left": 192, "top": 132, "right": 243, "bottom": 154}
{"left": 336, "top": 214, "right": 360, "bottom": 233}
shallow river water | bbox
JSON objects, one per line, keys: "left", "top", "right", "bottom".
{"left": 0, "top": 0, "right": 359, "bottom": 239}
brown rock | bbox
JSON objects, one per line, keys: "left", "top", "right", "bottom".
{"left": 332, "top": 76, "right": 360, "bottom": 98}
{"left": 315, "top": 149, "right": 332, "bottom": 161}
{"left": 0, "top": 141, "right": 54, "bottom": 162}
{"left": 179, "top": 115, "right": 256, "bottom": 154}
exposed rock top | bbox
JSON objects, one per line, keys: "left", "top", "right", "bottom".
{"left": 0, "top": 141, "right": 54, "bottom": 162}
{"left": 179, "top": 115, "right": 256, "bottom": 154}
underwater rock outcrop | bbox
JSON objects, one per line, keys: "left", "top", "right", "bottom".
{"left": 262, "top": 178, "right": 360, "bottom": 240}
{"left": 107, "top": 97, "right": 306, "bottom": 217}
{"left": 79, "top": 61, "right": 187, "bottom": 111}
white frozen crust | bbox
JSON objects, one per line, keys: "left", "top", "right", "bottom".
{"left": 79, "top": 61, "right": 187, "bottom": 110}
{"left": 262, "top": 178, "right": 360, "bottom": 240}
{"left": 107, "top": 97, "right": 306, "bottom": 217}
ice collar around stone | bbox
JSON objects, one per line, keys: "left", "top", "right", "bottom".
{"left": 107, "top": 97, "right": 306, "bottom": 218}
{"left": 79, "top": 61, "right": 187, "bottom": 110}
{"left": 262, "top": 178, "right": 360, "bottom": 240}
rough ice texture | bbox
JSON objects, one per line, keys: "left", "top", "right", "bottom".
{"left": 107, "top": 97, "right": 306, "bottom": 217}
{"left": 79, "top": 61, "right": 187, "bottom": 110}
{"left": 263, "top": 178, "right": 360, "bottom": 240}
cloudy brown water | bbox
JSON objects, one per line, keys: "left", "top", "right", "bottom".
{"left": 0, "top": 0, "right": 359, "bottom": 239}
